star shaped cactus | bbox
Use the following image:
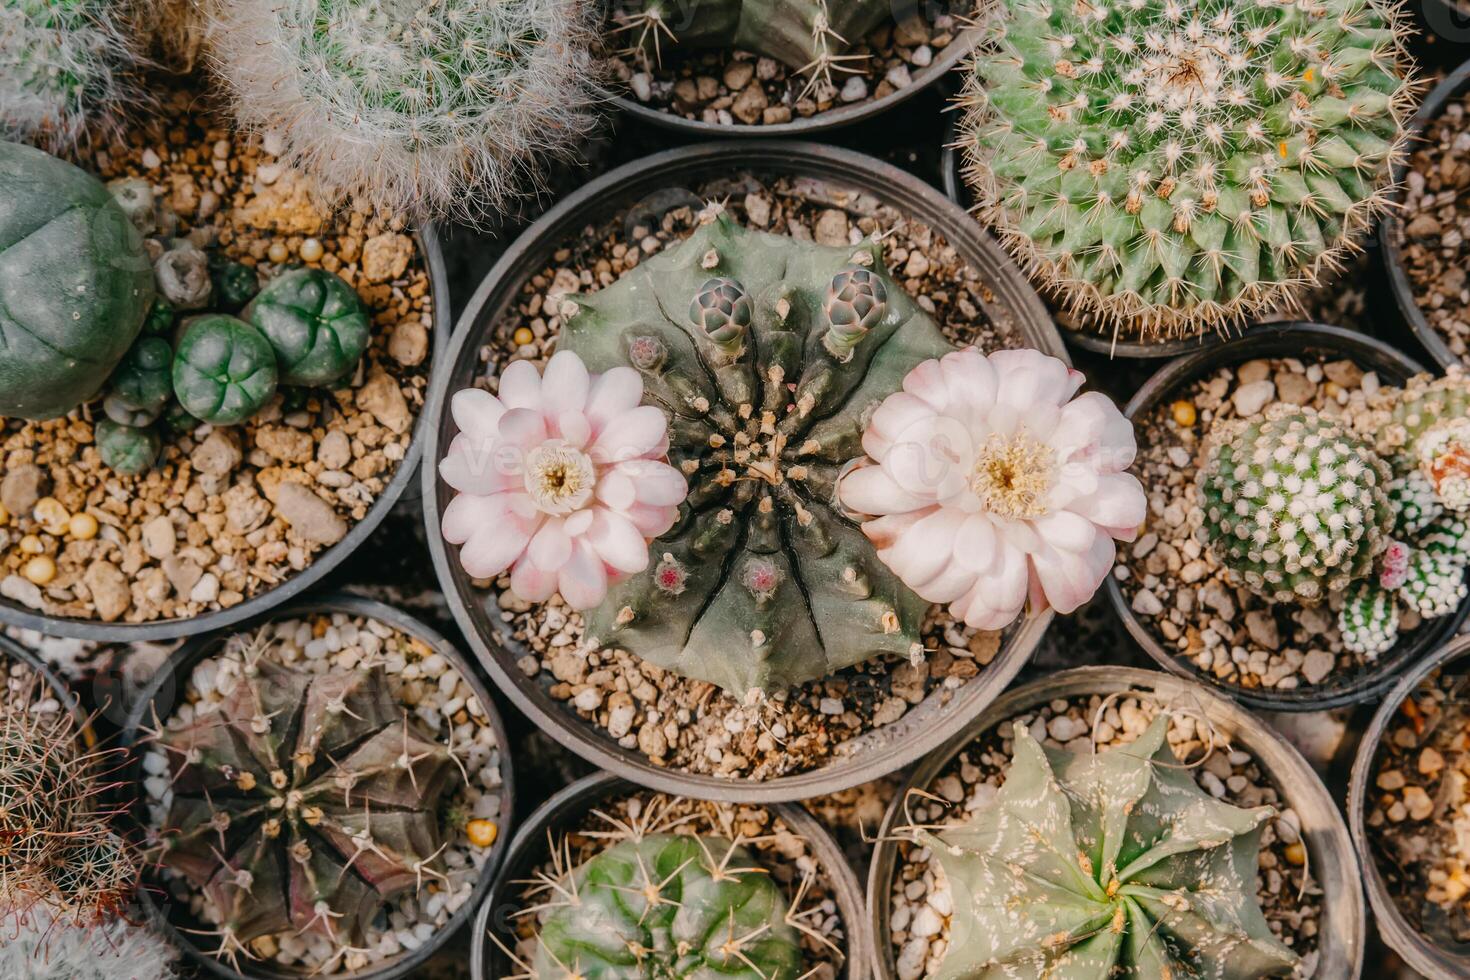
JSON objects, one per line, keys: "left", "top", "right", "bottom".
{"left": 917, "top": 716, "right": 1299, "bottom": 979}
{"left": 153, "top": 657, "right": 457, "bottom": 952}
{"left": 556, "top": 214, "right": 952, "bottom": 696}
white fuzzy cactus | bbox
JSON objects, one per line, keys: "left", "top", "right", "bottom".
{"left": 0, "top": 906, "right": 177, "bottom": 980}
{"left": 207, "top": 0, "right": 600, "bottom": 219}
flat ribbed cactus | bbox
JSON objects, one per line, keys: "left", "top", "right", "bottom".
{"left": 1198, "top": 406, "right": 1393, "bottom": 602}
{"left": 531, "top": 833, "right": 801, "bottom": 980}
{"left": 1382, "top": 371, "right": 1470, "bottom": 513}
{"left": 155, "top": 657, "right": 457, "bottom": 951}
{"left": 560, "top": 214, "right": 951, "bottom": 696}
{"left": 917, "top": 716, "right": 1298, "bottom": 979}
{"left": 957, "top": 0, "right": 1416, "bottom": 338}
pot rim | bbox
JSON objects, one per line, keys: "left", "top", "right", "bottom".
{"left": 1348, "top": 632, "right": 1470, "bottom": 980}
{"left": 866, "top": 664, "right": 1366, "bottom": 980}
{"left": 470, "top": 770, "right": 873, "bottom": 980}
{"left": 118, "top": 589, "right": 516, "bottom": 980}
{"left": 0, "top": 632, "right": 79, "bottom": 720}
{"left": 1102, "top": 320, "right": 1468, "bottom": 712}
{"left": 421, "top": 138, "right": 1063, "bottom": 802}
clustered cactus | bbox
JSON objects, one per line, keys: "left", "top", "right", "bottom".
{"left": 957, "top": 0, "right": 1417, "bottom": 338}
{"left": 560, "top": 214, "right": 952, "bottom": 696}
{"left": 207, "top": 0, "right": 600, "bottom": 219}
{"left": 912, "top": 715, "right": 1299, "bottom": 978}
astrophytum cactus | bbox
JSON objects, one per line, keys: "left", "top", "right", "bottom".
{"left": 154, "top": 658, "right": 457, "bottom": 954}
{"left": 556, "top": 214, "right": 954, "bottom": 696}
{"left": 915, "top": 715, "right": 1298, "bottom": 979}
{"left": 530, "top": 834, "right": 802, "bottom": 980}
{"left": 956, "top": 0, "right": 1417, "bottom": 337}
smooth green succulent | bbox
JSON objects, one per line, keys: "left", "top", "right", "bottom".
{"left": 1198, "top": 406, "right": 1393, "bottom": 603}
{"left": 95, "top": 418, "right": 161, "bottom": 475}
{"left": 108, "top": 336, "right": 174, "bottom": 417}
{"left": 918, "top": 716, "right": 1298, "bottom": 979}
{"left": 143, "top": 296, "right": 177, "bottom": 336}
{"left": 210, "top": 255, "right": 260, "bottom": 311}
{"left": 956, "top": 0, "right": 1414, "bottom": 337}
{"left": 532, "top": 833, "right": 801, "bottom": 980}
{"left": 561, "top": 214, "right": 949, "bottom": 696}
{"left": 244, "top": 267, "right": 370, "bottom": 387}
{"left": 172, "top": 315, "right": 278, "bottom": 425}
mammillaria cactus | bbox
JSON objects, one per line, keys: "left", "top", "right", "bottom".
{"left": 207, "top": 0, "right": 600, "bottom": 219}
{"left": 1, "top": 903, "right": 178, "bottom": 979}
{"left": 171, "top": 314, "right": 279, "bottom": 425}
{"left": 530, "top": 833, "right": 802, "bottom": 979}
{"left": 956, "top": 0, "right": 1416, "bottom": 338}
{"left": 243, "top": 267, "right": 370, "bottom": 386}
{"left": 153, "top": 658, "right": 459, "bottom": 952}
{"left": 1378, "top": 370, "right": 1470, "bottom": 512}
{"left": 1198, "top": 406, "right": 1394, "bottom": 603}
{"left": 914, "top": 715, "right": 1298, "bottom": 979}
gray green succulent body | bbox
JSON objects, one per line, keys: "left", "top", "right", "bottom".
{"left": 244, "top": 267, "right": 370, "bottom": 386}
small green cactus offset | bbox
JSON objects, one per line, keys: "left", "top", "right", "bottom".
{"left": 95, "top": 418, "right": 161, "bottom": 476}
{"left": 915, "top": 715, "right": 1298, "bottom": 979}
{"left": 171, "top": 314, "right": 279, "bottom": 426}
{"left": 106, "top": 336, "right": 174, "bottom": 425}
{"left": 1198, "top": 406, "right": 1394, "bottom": 603}
{"left": 956, "top": 0, "right": 1415, "bottom": 338}
{"left": 561, "top": 214, "right": 951, "bottom": 696}
{"left": 531, "top": 833, "right": 802, "bottom": 980}
{"left": 244, "top": 267, "right": 371, "bottom": 387}
{"left": 155, "top": 659, "right": 457, "bottom": 949}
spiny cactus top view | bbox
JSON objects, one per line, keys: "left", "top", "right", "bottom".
{"left": 957, "top": 0, "right": 1417, "bottom": 338}
{"left": 530, "top": 833, "right": 802, "bottom": 980}
{"left": 915, "top": 715, "right": 1299, "bottom": 979}
{"left": 207, "top": 0, "right": 600, "bottom": 219}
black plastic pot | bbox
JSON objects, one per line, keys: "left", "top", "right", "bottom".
{"left": 423, "top": 140, "right": 1062, "bottom": 803}
{"left": 1105, "top": 321, "right": 1468, "bottom": 713}
{"left": 0, "top": 226, "right": 451, "bottom": 644}
{"left": 472, "top": 771, "right": 873, "bottom": 980}
{"left": 1350, "top": 634, "right": 1470, "bottom": 979}
{"left": 868, "top": 666, "right": 1365, "bottom": 979}
{"left": 0, "top": 632, "right": 77, "bottom": 717}
{"left": 1377, "top": 58, "right": 1470, "bottom": 372}
{"left": 120, "top": 591, "right": 515, "bottom": 980}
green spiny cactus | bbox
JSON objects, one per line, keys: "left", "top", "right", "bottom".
{"left": 1388, "top": 469, "right": 1444, "bottom": 538}
{"left": 106, "top": 336, "right": 174, "bottom": 424}
{"left": 916, "top": 715, "right": 1298, "bottom": 980}
{"left": 1198, "top": 406, "right": 1394, "bottom": 603}
{"left": 1338, "top": 580, "right": 1399, "bottom": 658}
{"left": 208, "top": 0, "right": 600, "bottom": 219}
{"left": 956, "top": 0, "right": 1416, "bottom": 338}
{"left": 560, "top": 214, "right": 951, "bottom": 696}
{"left": 1417, "top": 513, "right": 1469, "bottom": 569}
{"left": 532, "top": 833, "right": 802, "bottom": 980}
{"left": 1383, "top": 370, "right": 1470, "bottom": 513}
{"left": 155, "top": 657, "right": 458, "bottom": 951}
{"left": 1399, "top": 549, "right": 1467, "bottom": 619}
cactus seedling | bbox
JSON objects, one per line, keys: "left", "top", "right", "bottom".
{"left": 244, "top": 267, "right": 370, "bottom": 386}
{"left": 956, "top": 0, "right": 1417, "bottom": 338}
{"left": 94, "top": 418, "right": 161, "bottom": 476}
{"left": 915, "top": 716, "right": 1298, "bottom": 979}
{"left": 171, "top": 315, "right": 279, "bottom": 425}
{"left": 107, "top": 337, "right": 174, "bottom": 422}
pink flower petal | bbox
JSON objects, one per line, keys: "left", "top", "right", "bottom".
{"left": 1051, "top": 391, "right": 1137, "bottom": 472}
{"left": 954, "top": 542, "right": 1029, "bottom": 629}
{"left": 439, "top": 440, "right": 521, "bottom": 495}
{"left": 1030, "top": 530, "right": 1114, "bottom": 615}
{"left": 558, "top": 540, "right": 609, "bottom": 609}
{"left": 884, "top": 413, "right": 975, "bottom": 501}
{"left": 552, "top": 410, "right": 592, "bottom": 448}
{"left": 1063, "top": 472, "right": 1147, "bottom": 540}
{"left": 952, "top": 515, "right": 1001, "bottom": 574}
{"left": 885, "top": 507, "right": 967, "bottom": 587}
{"left": 542, "top": 351, "right": 589, "bottom": 411}
{"left": 585, "top": 367, "right": 644, "bottom": 435}
{"left": 496, "top": 408, "right": 549, "bottom": 452}
{"left": 937, "top": 348, "right": 998, "bottom": 434}
{"left": 497, "top": 359, "right": 544, "bottom": 412}
{"left": 1030, "top": 510, "right": 1098, "bottom": 554}
{"left": 509, "top": 558, "right": 558, "bottom": 603}
{"left": 597, "top": 468, "right": 637, "bottom": 511}
{"left": 441, "top": 492, "right": 532, "bottom": 544}
{"left": 990, "top": 349, "right": 1084, "bottom": 413}
{"left": 624, "top": 503, "right": 679, "bottom": 538}
{"left": 450, "top": 388, "right": 505, "bottom": 440}
{"left": 905, "top": 557, "right": 978, "bottom": 604}
{"left": 527, "top": 519, "right": 573, "bottom": 571}
{"left": 590, "top": 405, "right": 669, "bottom": 465}
{"left": 614, "top": 459, "right": 688, "bottom": 507}
{"left": 862, "top": 392, "right": 937, "bottom": 462}
{"left": 840, "top": 464, "right": 933, "bottom": 516}
{"left": 458, "top": 514, "right": 537, "bottom": 580}
{"left": 588, "top": 511, "right": 651, "bottom": 573}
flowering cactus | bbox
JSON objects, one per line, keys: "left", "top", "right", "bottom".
{"left": 439, "top": 350, "right": 687, "bottom": 611}
{"left": 839, "top": 346, "right": 1146, "bottom": 630}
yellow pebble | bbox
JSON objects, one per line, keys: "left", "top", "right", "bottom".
{"left": 18, "top": 535, "right": 44, "bottom": 555}
{"left": 1323, "top": 381, "right": 1344, "bottom": 401}
{"left": 1284, "top": 842, "right": 1306, "bottom": 866}
{"left": 22, "top": 556, "right": 56, "bottom": 586}
{"left": 466, "top": 819, "right": 498, "bottom": 848}
{"left": 513, "top": 326, "right": 534, "bottom": 347}
{"left": 1170, "top": 400, "right": 1197, "bottom": 427}
{"left": 267, "top": 241, "right": 290, "bottom": 264}
{"left": 0, "top": 503, "right": 8, "bottom": 525}
{"left": 68, "top": 512, "right": 99, "bottom": 540}
{"left": 300, "top": 237, "right": 324, "bottom": 262}
{"left": 33, "top": 497, "right": 70, "bottom": 534}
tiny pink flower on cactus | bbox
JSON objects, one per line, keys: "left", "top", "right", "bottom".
{"left": 438, "top": 351, "right": 688, "bottom": 609}
{"left": 1379, "top": 539, "right": 1412, "bottom": 591}
{"left": 837, "top": 347, "right": 1146, "bottom": 630}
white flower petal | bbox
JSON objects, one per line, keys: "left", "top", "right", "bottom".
{"left": 1030, "top": 510, "right": 1098, "bottom": 555}
{"left": 496, "top": 408, "right": 549, "bottom": 452}
{"left": 596, "top": 468, "right": 638, "bottom": 511}
{"left": 542, "top": 350, "right": 590, "bottom": 411}
{"left": 953, "top": 515, "right": 1001, "bottom": 574}
{"left": 862, "top": 392, "right": 937, "bottom": 462}
{"left": 614, "top": 459, "right": 689, "bottom": 507}
{"left": 590, "top": 405, "right": 669, "bottom": 465}
{"left": 1051, "top": 391, "right": 1137, "bottom": 472}
{"left": 589, "top": 511, "right": 651, "bottom": 573}
{"left": 554, "top": 410, "right": 593, "bottom": 449}
{"left": 1064, "top": 472, "right": 1147, "bottom": 540}
{"left": 458, "top": 513, "right": 537, "bottom": 580}
{"left": 885, "top": 414, "right": 974, "bottom": 500}
{"left": 558, "top": 540, "right": 609, "bottom": 610}
{"left": 840, "top": 465, "right": 933, "bottom": 516}
{"left": 439, "top": 439, "right": 521, "bottom": 495}
{"left": 625, "top": 503, "right": 679, "bottom": 538}
{"left": 991, "top": 348, "right": 1084, "bottom": 413}
{"left": 527, "top": 519, "right": 572, "bottom": 571}
{"left": 442, "top": 492, "right": 530, "bottom": 544}
{"left": 450, "top": 388, "right": 506, "bottom": 440}
{"left": 885, "top": 508, "right": 967, "bottom": 587}
{"left": 954, "top": 542, "right": 1028, "bottom": 628}
{"left": 497, "top": 359, "right": 544, "bottom": 412}
{"left": 509, "top": 558, "right": 559, "bottom": 603}
{"left": 1031, "top": 530, "right": 1115, "bottom": 615}
{"left": 584, "top": 367, "right": 644, "bottom": 434}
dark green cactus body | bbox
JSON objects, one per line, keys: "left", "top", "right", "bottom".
{"left": 156, "top": 662, "right": 456, "bottom": 947}
{"left": 920, "top": 717, "right": 1298, "bottom": 979}
{"left": 244, "top": 267, "right": 371, "bottom": 386}
{"left": 210, "top": 255, "right": 260, "bottom": 311}
{"left": 142, "top": 297, "right": 176, "bottom": 336}
{"left": 108, "top": 336, "right": 174, "bottom": 416}
{"left": 0, "top": 141, "right": 154, "bottom": 420}
{"left": 533, "top": 833, "right": 801, "bottom": 980}
{"left": 172, "top": 314, "right": 278, "bottom": 425}
{"left": 95, "top": 419, "right": 160, "bottom": 475}
{"left": 561, "top": 215, "right": 950, "bottom": 696}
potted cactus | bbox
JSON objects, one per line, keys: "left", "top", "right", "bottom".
{"left": 869, "top": 666, "right": 1365, "bottom": 979}
{"left": 123, "top": 594, "right": 514, "bottom": 979}
{"left": 472, "top": 772, "right": 871, "bottom": 980}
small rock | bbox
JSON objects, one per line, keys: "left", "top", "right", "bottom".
{"left": 885, "top": 64, "right": 913, "bottom": 90}
{"left": 722, "top": 61, "right": 755, "bottom": 91}
{"left": 356, "top": 371, "right": 412, "bottom": 434}
{"left": 814, "top": 209, "right": 850, "bottom": 246}
{"left": 191, "top": 430, "right": 241, "bottom": 477}
{"left": 744, "top": 193, "right": 771, "bottom": 228}
{"left": 84, "top": 560, "right": 130, "bottom": 621}
{"left": 1323, "top": 360, "right": 1364, "bottom": 388}
{"left": 361, "top": 233, "right": 413, "bottom": 283}
{"left": 1, "top": 575, "right": 44, "bottom": 609}
{"left": 161, "top": 556, "right": 204, "bottom": 596}
{"left": 388, "top": 320, "right": 429, "bottom": 367}
{"left": 1131, "top": 590, "right": 1164, "bottom": 615}
{"left": 1244, "top": 610, "right": 1280, "bottom": 650}
{"left": 318, "top": 430, "right": 352, "bottom": 470}
{"left": 1, "top": 465, "right": 48, "bottom": 516}
{"left": 1402, "top": 785, "right": 1434, "bottom": 821}
{"left": 274, "top": 483, "right": 348, "bottom": 546}
{"left": 730, "top": 82, "right": 768, "bottom": 125}
{"left": 1301, "top": 650, "right": 1334, "bottom": 685}
{"left": 1274, "top": 371, "right": 1316, "bottom": 406}
{"left": 141, "top": 515, "right": 176, "bottom": 559}
{"left": 1231, "top": 380, "right": 1275, "bottom": 416}
{"left": 839, "top": 76, "right": 868, "bottom": 103}
{"left": 190, "top": 572, "right": 220, "bottom": 604}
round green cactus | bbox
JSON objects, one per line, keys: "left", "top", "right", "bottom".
{"left": 108, "top": 337, "right": 174, "bottom": 415}
{"left": 533, "top": 833, "right": 802, "bottom": 980}
{"left": 0, "top": 141, "right": 155, "bottom": 420}
{"left": 141, "top": 297, "right": 176, "bottom": 336}
{"left": 95, "top": 418, "right": 161, "bottom": 475}
{"left": 1383, "top": 371, "right": 1470, "bottom": 514}
{"left": 244, "top": 267, "right": 370, "bottom": 387}
{"left": 956, "top": 0, "right": 1415, "bottom": 337}
{"left": 1387, "top": 470, "right": 1444, "bottom": 538}
{"left": 1400, "top": 549, "right": 1467, "bottom": 618}
{"left": 209, "top": 255, "right": 259, "bottom": 311}
{"left": 172, "top": 315, "right": 278, "bottom": 425}
{"left": 1198, "top": 407, "right": 1394, "bottom": 602}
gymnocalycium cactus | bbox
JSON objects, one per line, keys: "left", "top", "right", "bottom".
{"left": 1198, "top": 406, "right": 1394, "bottom": 603}
{"left": 531, "top": 834, "right": 802, "bottom": 980}
{"left": 171, "top": 315, "right": 279, "bottom": 426}
{"left": 154, "top": 657, "right": 458, "bottom": 953}
{"left": 915, "top": 715, "right": 1299, "bottom": 979}
{"left": 560, "top": 214, "right": 951, "bottom": 696}
{"left": 957, "top": 0, "right": 1417, "bottom": 338}
{"left": 244, "top": 267, "right": 370, "bottom": 386}
{"left": 208, "top": 0, "right": 600, "bottom": 219}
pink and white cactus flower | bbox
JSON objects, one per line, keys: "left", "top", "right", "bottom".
{"left": 438, "top": 351, "right": 686, "bottom": 609}
{"left": 837, "top": 347, "right": 1146, "bottom": 630}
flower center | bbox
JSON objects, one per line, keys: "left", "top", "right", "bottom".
{"left": 971, "top": 432, "right": 1054, "bottom": 519}
{"left": 524, "top": 442, "right": 596, "bottom": 515}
